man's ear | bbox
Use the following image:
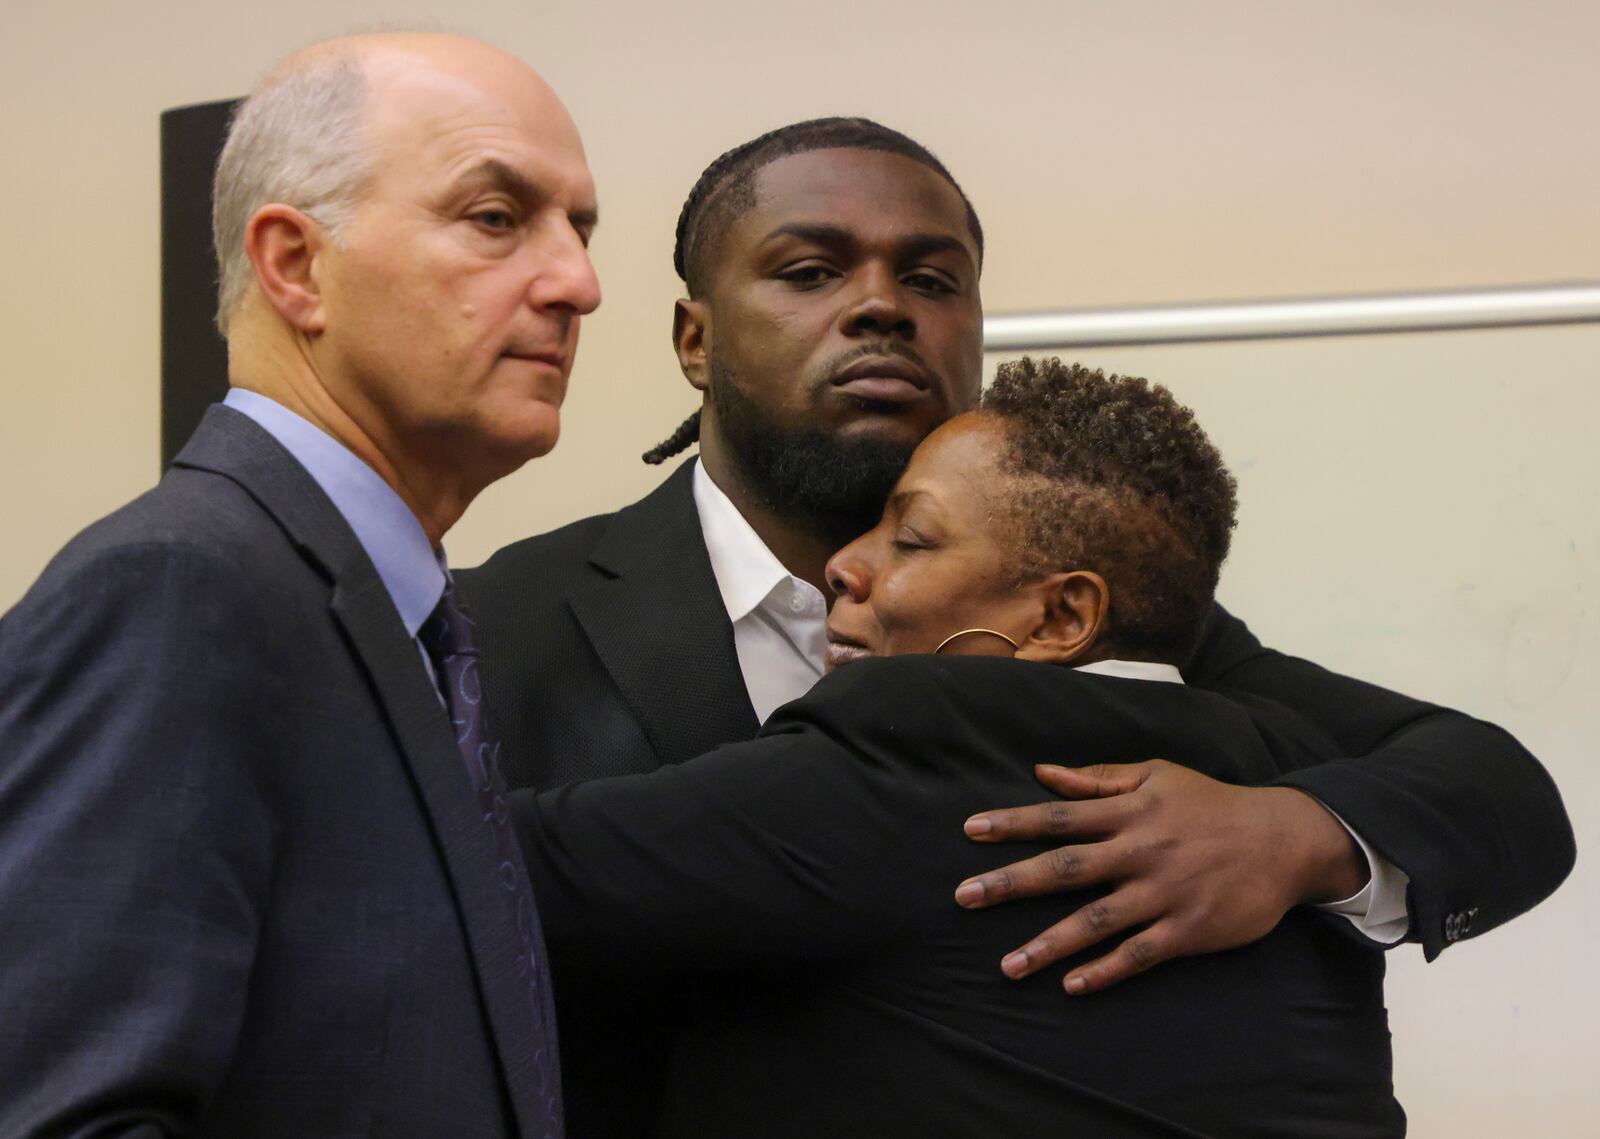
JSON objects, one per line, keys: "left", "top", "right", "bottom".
{"left": 1014, "top": 570, "right": 1109, "bottom": 665}
{"left": 244, "top": 204, "right": 329, "bottom": 334}
{"left": 673, "top": 298, "right": 711, "bottom": 393}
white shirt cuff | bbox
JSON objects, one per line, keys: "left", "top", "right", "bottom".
{"left": 1315, "top": 810, "right": 1410, "bottom": 943}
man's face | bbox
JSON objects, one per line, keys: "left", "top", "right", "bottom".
{"left": 312, "top": 46, "right": 601, "bottom": 480}
{"left": 689, "top": 147, "right": 984, "bottom": 534}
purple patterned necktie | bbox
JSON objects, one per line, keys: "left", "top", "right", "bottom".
{"left": 420, "top": 587, "right": 563, "bottom": 1138}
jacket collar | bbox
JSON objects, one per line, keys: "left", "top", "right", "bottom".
{"left": 571, "top": 458, "right": 760, "bottom": 765}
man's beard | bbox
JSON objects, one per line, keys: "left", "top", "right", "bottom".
{"left": 708, "top": 358, "right": 916, "bottom": 549}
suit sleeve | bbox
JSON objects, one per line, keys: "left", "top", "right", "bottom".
{"left": 0, "top": 545, "right": 280, "bottom": 1137}
{"left": 1186, "top": 604, "right": 1575, "bottom": 959}
{"left": 513, "top": 666, "right": 972, "bottom": 977}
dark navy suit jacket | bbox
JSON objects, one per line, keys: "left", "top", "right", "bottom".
{"left": 0, "top": 406, "right": 552, "bottom": 1138}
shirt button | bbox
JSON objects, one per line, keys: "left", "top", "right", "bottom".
{"left": 789, "top": 593, "right": 806, "bottom": 613}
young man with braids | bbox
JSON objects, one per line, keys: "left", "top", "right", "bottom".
{"left": 459, "top": 119, "right": 1572, "bottom": 1132}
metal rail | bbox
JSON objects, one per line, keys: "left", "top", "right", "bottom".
{"left": 981, "top": 282, "right": 1600, "bottom": 351}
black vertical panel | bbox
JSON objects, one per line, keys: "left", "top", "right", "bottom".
{"left": 160, "top": 98, "right": 239, "bottom": 470}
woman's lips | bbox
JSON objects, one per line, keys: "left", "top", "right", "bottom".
{"left": 824, "top": 640, "right": 872, "bottom": 671}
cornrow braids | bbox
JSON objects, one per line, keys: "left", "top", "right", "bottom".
{"left": 642, "top": 410, "right": 701, "bottom": 465}
{"left": 671, "top": 116, "right": 984, "bottom": 298}
{"left": 981, "top": 357, "right": 1239, "bottom": 662}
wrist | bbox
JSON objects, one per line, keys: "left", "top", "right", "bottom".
{"left": 1267, "top": 787, "right": 1369, "bottom": 905}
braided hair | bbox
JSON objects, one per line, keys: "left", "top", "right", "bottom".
{"left": 641, "top": 410, "right": 702, "bottom": 465}
{"left": 642, "top": 117, "right": 984, "bottom": 465}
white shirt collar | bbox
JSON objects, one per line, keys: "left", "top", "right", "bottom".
{"left": 1074, "top": 659, "right": 1185, "bottom": 685}
{"left": 692, "top": 459, "right": 796, "bottom": 623}
{"left": 690, "top": 458, "right": 1185, "bottom": 688}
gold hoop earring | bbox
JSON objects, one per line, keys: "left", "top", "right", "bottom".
{"left": 933, "top": 628, "right": 1020, "bottom": 654}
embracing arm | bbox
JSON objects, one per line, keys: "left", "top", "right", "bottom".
{"left": 1188, "top": 603, "right": 1575, "bottom": 958}
{"left": 0, "top": 546, "right": 279, "bottom": 1137}
{"left": 512, "top": 678, "right": 953, "bottom": 976}
{"left": 953, "top": 605, "right": 1575, "bottom": 993}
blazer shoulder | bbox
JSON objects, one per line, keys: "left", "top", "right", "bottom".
{"left": 2, "top": 470, "right": 334, "bottom": 690}
{"left": 464, "top": 509, "right": 616, "bottom": 590}
{"left": 772, "top": 656, "right": 1295, "bottom": 786}
{"left": 459, "top": 459, "right": 702, "bottom": 606}
{"left": 18, "top": 467, "right": 301, "bottom": 604}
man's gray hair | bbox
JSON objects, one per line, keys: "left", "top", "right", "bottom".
{"left": 211, "top": 52, "right": 373, "bottom": 336}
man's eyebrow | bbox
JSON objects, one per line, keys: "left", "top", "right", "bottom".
{"left": 450, "top": 159, "right": 599, "bottom": 231}
{"left": 763, "top": 221, "right": 856, "bottom": 248}
{"left": 763, "top": 222, "right": 974, "bottom": 269}
{"left": 452, "top": 158, "right": 541, "bottom": 202}
{"left": 899, "top": 232, "right": 976, "bottom": 270}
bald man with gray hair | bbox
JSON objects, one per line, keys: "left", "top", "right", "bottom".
{"left": 211, "top": 50, "right": 373, "bottom": 334}
{"left": 0, "top": 32, "right": 599, "bottom": 1138}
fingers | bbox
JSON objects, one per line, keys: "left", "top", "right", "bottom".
{"left": 963, "top": 793, "right": 1132, "bottom": 844}
{"left": 963, "top": 761, "right": 1164, "bottom": 842}
{"left": 1062, "top": 923, "right": 1176, "bottom": 995}
{"left": 955, "top": 839, "right": 1118, "bottom": 909}
{"left": 1034, "top": 761, "right": 1157, "bottom": 800}
{"left": 994, "top": 887, "right": 1159, "bottom": 979}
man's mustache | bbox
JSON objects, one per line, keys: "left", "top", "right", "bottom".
{"left": 820, "top": 342, "right": 935, "bottom": 382}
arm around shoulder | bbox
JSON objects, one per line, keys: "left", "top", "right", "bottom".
{"left": 514, "top": 659, "right": 982, "bottom": 975}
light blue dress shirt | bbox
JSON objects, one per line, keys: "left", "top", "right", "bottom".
{"left": 222, "top": 389, "right": 447, "bottom": 655}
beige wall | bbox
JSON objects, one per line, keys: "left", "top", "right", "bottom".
{"left": 3, "top": 1, "right": 1595, "bottom": 1131}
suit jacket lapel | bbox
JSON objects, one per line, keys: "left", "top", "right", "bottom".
{"left": 329, "top": 577, "right": 552, "bottom": 1136}
{"left": 174, "top": 406, "right": 548, "bottom": 1136}
{"left": 569, "top": 460, "right": 760, "bottom": 766}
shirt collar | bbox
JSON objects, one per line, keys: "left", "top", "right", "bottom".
{"left": 692, "top": 459, "right": 795, "bottom": 623}
{"left": 689, "top": 458, "right": 1188, "bottom": 687}
{"left": 1074, "top": 659, "right": 1186, "bottom": 685}
{"left": 223, "top": 389, "right": 446, "bottom": 637}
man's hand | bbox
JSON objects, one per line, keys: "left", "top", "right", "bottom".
{"left": 954, "top": 761, "right": 1368, "bottom": 994}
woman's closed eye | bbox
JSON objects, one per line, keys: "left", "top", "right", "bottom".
{"left": 892, "top": 525, "right": 935, "bottom": 552}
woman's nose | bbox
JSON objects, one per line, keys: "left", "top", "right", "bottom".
{"left": 825, "top": 543, "right": 871, "bottom": 603}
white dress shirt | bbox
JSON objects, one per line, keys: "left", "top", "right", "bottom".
{"left": 693, "top": 460, "right": 832, "bottom": 724}
{"left": 690, "top": 459, "right": 1409, "bottom": 943}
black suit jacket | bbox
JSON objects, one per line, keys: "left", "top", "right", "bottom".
{"left": 0, "top": 407, "right": 553, "bottom": 1138}
{"left": 461, "top": 457, "right": 1574, "bottom": 1131}
{"left": 515, "top": 656, "right": 1406, "bottom": 1138}
{"left": 462, "top": 458, "right": 1573, "bottom": 954}
{"left": 466, "top": 460, "right": 757, "bottom": 792}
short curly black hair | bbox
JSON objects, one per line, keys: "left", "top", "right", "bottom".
{"left": 980, "top": 357, "right": 1238, "bottom": 662}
